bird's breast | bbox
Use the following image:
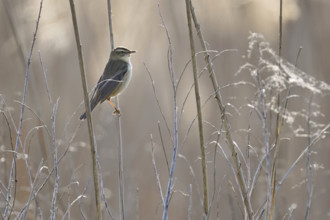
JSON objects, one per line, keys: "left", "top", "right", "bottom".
{"left": 116, "top": 62, "right": 132, "bottom": 95}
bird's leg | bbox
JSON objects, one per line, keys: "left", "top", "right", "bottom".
{"left": 107, "top": 97, "right": 121, "bottom": 115}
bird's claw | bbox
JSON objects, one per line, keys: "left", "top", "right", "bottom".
{"left": 112, "top": 108, "right": 121, "bottom": 115}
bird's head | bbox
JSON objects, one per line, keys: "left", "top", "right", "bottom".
{"left": 111, "top": 47, "right": 136, "bottom": 62}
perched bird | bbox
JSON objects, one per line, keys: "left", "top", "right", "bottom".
{"left": 80, "top": 47, "right": 135, "bottom": 120}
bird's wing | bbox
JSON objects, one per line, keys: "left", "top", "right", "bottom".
{"left": 95, "top": 60, "right": 128, "bottom": 104}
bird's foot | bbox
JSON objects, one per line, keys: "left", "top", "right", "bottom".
{"left": 112, "top": 108, "right": 121, "bottom": 115}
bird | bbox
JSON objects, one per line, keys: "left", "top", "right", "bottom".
{"left": 80, "top": 47, "right": 135, "bottom": 120}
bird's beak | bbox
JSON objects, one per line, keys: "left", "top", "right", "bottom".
{"left": 130, "top": 50, "right": 136, "bottom": 54}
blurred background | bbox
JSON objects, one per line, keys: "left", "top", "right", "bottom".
{"left": 1, "top": 0, "right": 330, "bottom": 219}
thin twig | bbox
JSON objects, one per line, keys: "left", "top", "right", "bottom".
{"left": 178, "top": 154, "right": 203, "bottom": 206}
{"left": 304, "top": 95, "right": 313, "bottom": 220}
{"left": 278, "top": 0, "right": 283, "bottom": 60}
{"left": 256, "top": 67, "right": 271, "bottom": 220}
{"left": 35, "top": 122, "right": 82, "bottom": 197}
{"left": 254, "top": 123, "right": 330, "bottom": 220}
{"left": 68, "top": 0, "right": 101, "bottom": 219}
{"left": 20, "top": 160, "right": 45, "bottom": 219}
{"left": 158, "top": 122, "right": 170, "bottom": 175}
{"left": 3, "top": 0, "right": 49, "bottom": 167}
{"left": 38, "top": 51, "right": 53, "bottom": 161}
{"left": 189, "top": 2, "right": 253, "bottom": 218}
{"left": 97, "top": 151, "right": 115, "bottom": 220}
{"left": 249, "top": 144, "right": 276, "bottom": 199}
{"left": 294, "top": 47, "right": 303, "bottom": 67}
{"left": 106, "top": 2, "right": 125, "bottom": 218}
{"left": 50, "top": 98, "right": 60, "bottom": 220}
{"left": 270, "top": 95, "right": 282, "bottom": 220}
{"left": 185, "top": 0, "right": 208, "bottom": 217}
{"left": 61, "top": 195, "right": 87, "bottom": 220}
{"left": 212, "top": 141, "right": 249, "bottom": 211}
{"left": 207, "top": 128, "right": 221, "bottom": 219}
{"left": 144, "top": 63, "right": 173, "bottom": 143}
{"left": 115, "top": 106, "right": 125, "bottom": 220}
{"left": 150, "top": 135, "right": 165, "bottom": 206}
{"left": 3, "top": 0, "right": 44, "bottom": 217}
{"left": 180, "top": 87, "right": 225, "bottom": 155}
{"left": 78, "top": 180, "right": 90, "bottom": 220}
{"left": 247, "top": 111, "right": 253, "bottom": 190}
{"left": 107, "top": 0, "right": 114, "bottom": 50}
{"left": 178, "top": 50, "right": 237, "bottom": 128}
{"left": 177, "top": 49, "right": 226, "bottom": 90}
{"left": 271, "top": 6, "right": 284, "bottom": 218}
{"left": 157, "top": 4, "right": 179, "bottom": 220}
{"left": 0, "top": 111, "right": 16, "bottom": 219}
{"left": 277, "top": 123, "right": 330, "bottom": 190}
{"left": 188, "top": 184, "right": 192, "bottom": 220}
{"left": 13, "top": 101, "right": 51, "bottom": 141}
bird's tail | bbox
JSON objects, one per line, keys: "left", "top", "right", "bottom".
{"left": 80, "top": 85, "right": 101, "bottom": 120}
{"left": 79, "top": 101, "right": 96, "bottom": 120}
{"left": 79, "top": 112, "right": 87, "bottom": 120}
{"left": 79, "top": 94, "right": 98, "bottom": 120}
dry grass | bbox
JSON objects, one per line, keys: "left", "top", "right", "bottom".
{"left": 1, "top": 0, "right": 330, "bottom": 219}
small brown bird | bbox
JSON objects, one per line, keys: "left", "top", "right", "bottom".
{"left": 80, "top": 47, "right": 135, "bottom": 120}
